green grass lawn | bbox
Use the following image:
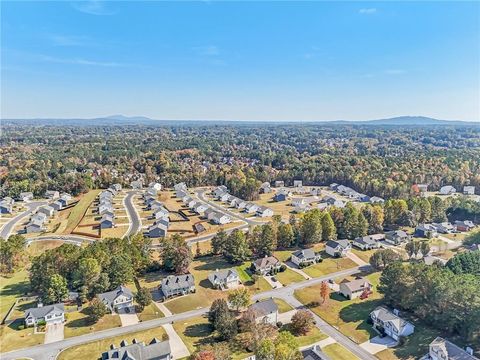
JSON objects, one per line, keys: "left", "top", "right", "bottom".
{"left": 351, "top": 249, "right": 377, "bottom": 263}
{"left": 294, "top": 272, "right": 382, "bottom": 344}
{"left": 275, "top": 268, "right": 305, "bottom": 285}
{"left": 291, "top": 327, "right": 328, "bottom": 347}
{"left": 302, "top": 254, "right": 357, "bottom": 278}
{"left": 137, "top": 303, "right": 164, "bottom": 322}
{"left": 273, "top": 249, "right": 293, "bottom": 262}
{"left": 64, "top": 310, "right": 122, "bottom": 338}
{"left": 64, "top": 190, "right": 101, "bottom": 233}
{"left": 0, "top": 319, "right": 45, "bottom": 353}
{"left": 0, "top": 269, "right": 30, "bottom": 322}
{"left": 323, "top": 343, "right": 359, "bottom": 360}
{"left": 134, "top": 270, "right": 168, "bottom": 290}
{"left": 235, "top": 262, "right": 253, "bottom": 282}
{"left": 58, "top": 325, "right": 167, "bottom": 360}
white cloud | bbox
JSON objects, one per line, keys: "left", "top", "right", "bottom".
{"left": 38, "top": 54, "right": 128, "bottom": 67}
{"left": 71, "top": 1, "right": 115, "bottom": 16}
{"left": 193, "top": 45, "right": 220, "bottom": 56}
{"left": 359, "top": 8, "right": 377, "bottom": 15}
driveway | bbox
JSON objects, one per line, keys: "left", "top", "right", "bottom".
{"left": 277, "top": 309, "right": 297, "bottom": 324}
{"left": 264, "top": 275, "right": 283, "bottom": 288}
{"left": 346, "top": 251, "right": 369, "bottom": 266}
{"left": 162, "top": 323, "right": 190, "bottom": 359}
{"left": 360, "top": 336, "right": 397, "bottom": 354}
{"left": 284, "top": 261, "right": 310, "bottom": 279}
{"left": 44, "top": 323, "right": 64, "bottom": 344}
{"left": 118, "top": 307, "right": 139, "bottom": 327}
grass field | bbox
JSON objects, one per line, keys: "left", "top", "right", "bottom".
{"left": 64, "top": 190, "right": 101, "bottom": 234}
{"left": 275, "top": 268, "right": 305, "bottom": 285}
{"left": 294, "top": 326, "right": 328, "bottom": 347}
{"left": 137, "top": 303, "right": 164, "bottom": 322}
{"left": 351, "top": 249, "right": 377, "bottom": 263}
{"left": 302, "top": 254, "right": 357, "bottom": 278}
{"left": 26, "top": 240, "right": 65, "bottom": 256}
{"left": 64, "top": 311, "right": 122, "bottom": 338}
{"left": 294, "top": 272, "right": 382, "bottom": 344}
{"left": 0, "top": 269, "right": 30, "bottom": 321}
{"left": 0, "top": 319, "right": 44, "bottom": 353}
{"left": 323, "top": 343, "right": 359, "bottom": 360}
{"left": 58, "top": 325, "right": 167, "bottom": 360}
{"left": 274, "top": 298, "right": 294, "bottom": 313}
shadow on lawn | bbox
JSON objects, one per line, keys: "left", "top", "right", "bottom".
{"left": 194, "top": 257, "right": 232, "bottom": 272}
{"left": 338, "top": 298, "right": 383, "bottom": 338}
{"left": 0, "top": 280, "right": 30, "bottom": 297}
{"left": 184, "top": 323, "right": 215, "bottom": 347}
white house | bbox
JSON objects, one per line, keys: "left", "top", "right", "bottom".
{"left": 248, "top": 299, "right": 278, "bottom": 325}
{"left": 252, "top": 256, "right": 282, "bottom": 275}
{"left": 38, "top": 205, "right": 55, "bottom": 217}
{"left": 339, "top": 278, "right": 372, "bottom": 299}
{"left": 19, "top": 192, "right": 34, "bottom": 202}
{"left": 193, "top": 203, "right": 209, "bottom": 215}
{"left": 439, "top": 186, "right": 456, "bottom": 195}
{"left": 211, "top": 212, "right": 231, "bottom": 225}
{"left": 160, "top": 274, "right": 196, "bottom": 299}
{"left": 208, "top": 269, "right": 240, "bottom": 290}
{"left": 98, "top": 286, "right": 133, "bottom": 312}
{"left": 244, "top": 203, "right": 260, "bottom": 214}
{"left": 256, "top": 206, "right": 273, "bottom": 218}
{"left": 291, "top": 249, "right": 321, "bottom": 267}
{"left": 293, "top": 180, "right": 303, "bottom": 187}
{"left": 149, "top": 182, "right": 163, "bottom": 191}
{"left": 463, "top": 186, "right": 475, "bottom": 195}
{"left": 352, "top": 235, "right": 383, "bottom": 250}
{"left": 24, "top": 303, "right": 64, "bottom": 326}
{"left": 45, "top": 190, "right": 60, "bottom": 200}
{"left": 426, "top": 337, "right": 477, "bottom": 360}
{"left": 325, "top": 240, "right": 351, "bottom": 257}
{"left": 370, "top": 306, "right": 415, "bottom": 341}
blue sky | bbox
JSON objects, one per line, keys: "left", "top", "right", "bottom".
{"left": 1, "top": 1, "right": 479, "bottom": 121}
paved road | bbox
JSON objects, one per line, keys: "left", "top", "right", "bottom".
{"left": 195, "top": 189, "right": 267, "bottom": 226}
{"left": 0, "top": 201, "right": 46, "bottom": 239}
{"left": 25, "top": 235, "right": 95, "bottom": 246}
{"left": 1, "top": 266, "right": 367, "bottom": 360}
{"left": 123, "top": 191, "right": 142, "bottom": 238}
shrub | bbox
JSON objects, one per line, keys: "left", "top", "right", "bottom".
{"left": 279, "top": 264, "right": 287, "bottom": 272}
{"left": 18, "top": 325, "right": 25, "bottom": 330}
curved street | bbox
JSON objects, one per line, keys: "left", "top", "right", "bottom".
{"left": 0, "top": 201, "right": 46, "bottom": 239}
{"left": 123, "top": 190, "right": 142, "bottom": 238}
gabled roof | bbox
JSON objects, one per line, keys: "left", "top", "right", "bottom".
{"left": 256, "top": 206, "right": 272, "bottom": 213}
{"left": 340, "top": 278, "right": 371, "bottom": 293}
{"left": 254, "top": 256, "right": 280, "bottom": 269}
{"left": 353, "top": 236, "right": 378, "bottom": 246}
{"left": 98, "top": 286, "right": 133, "bottom": 305}
{"left": 326, "top": 240, "right": 350, "bottom": 250}
{"left": 249, "top": 299, "right": 278, "bottom": 317}
{"left": 25, "top": 303, "right": 64, "bottom": 319}
{"left": 292, "top": 248, "right": 317, "bottom": 260}
{"left": 102, "top": 338, "right": 171, "bottom": 360}
{"left": 370, "top": 306, "right": 413, "bottom": 334}
{"left": 161, "top": 274, "right": 195, "bottom": 292}
{"left": 429, "top": 337, "right": 477, "bottom": 360}
{"left": 208, "top": 269, "right": 239, "bottom": 284}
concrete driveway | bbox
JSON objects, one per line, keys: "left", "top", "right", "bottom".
{"left": 162, "top": 323, "right": 190, "bottom": 359}
{"left": 278, "top": 309, "right": 297, "bottom": 324}
{"left": 264, "top": 275, "right": 283, "bottom": 288}
{"left": 44, "top": 323, "right": 64, "bottom": 344}
{"left": 118, "top": 307, "right": 139, "bottom": 327}
{"left": 360, "top": 336, "right": 397, "bottom": 354}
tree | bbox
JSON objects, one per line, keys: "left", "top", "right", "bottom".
{"left": 366, "top": 205, "right": 384, "bottom": 234}
{"left": 87, "top": 297, "right": 108, "bottom": 323}
{"left": 321, "top": 212, "right": 337, "bottom": 240}
{"left": 135, "top": 287, "right": 153, "bottom": 311}
{"left": 224, "top": 230, "right": 251, "bottom": 264}
{"left": 73, "top": 257, "right": 101, "bottom": 295}
{"left": 208, "top": 299, "right": 230, "bottom": 327}
{"left": 405, "top": 242, "right": 418, "bottom": 259}
{"left": 161, "top": 234, "right": 192, "bottom": 274}
{"left": 290, "top": 310, "right": 314, "bottom": 335}
{"left": 43, "top": 274, "right": 69, "bottom": 304}
{"left": 429, "top": 196, "right": 447, "bottom": 223}
{"left": 211, "top": 229, "right": 228, "bottom": 255}
{"left": 299, "top": 209, "right": 323, "bottom": 245}
{"left": 369, "top": 249, "right": 402, "bottom": 270}
{"left": 320, "top": 281, "right": 330, "bottom": 304}
{"left": 0, "top": 234, "right": 27, "bottom": 274}
{"left": 255, "top": 339, "right": 275, "bottom": 360}
{"left": 252, "top": 224, "right": 276, "bottom": 257}
{"left": 196, "top": 241, "right": 202, "bottom": 258}
{"left": 446, "top": 251, "right": 480, "bottom": 276}
{"left": 257, "top": 331, "right": 302, "bottom": 360}
{"left": 214, "top": 307, "right": 238, "bottom": 341}
{"left": 277, "top": 223, "right": 295, "bottom": 248}
{"left": 419, "top": 241, "right": 430, "bottom": 258}
{"left": 227, "top": 288, "right": 250, "bottom": 311}
{"left": 191, "top": 343, "right": 232, "bottom": 360}
{"left": 108, "top": 253, "right": 134, "bottom": 288}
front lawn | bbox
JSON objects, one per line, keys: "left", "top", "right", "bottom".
{"left": 137, "top": 303, "right": 164, "bottom": 322}
{"left": 323, "top": 343, "right": 359, "bottom": 360}
{"left": 294, "top": 272, "right": 382, "bottom": 344}
{"left": 351, "top": 249, "right": 377, "bottom": 263}
{"left": 302, "top": 254, "right": 357, "bottom": 278}
{"left": 292, "top": 327, "right": 328, "bottom": 347}
{"left": 58, "top": 325, "right": 167, "bottom": 360}
{"left": 275, "top": 268, "right": 305, "bottom": 285}
{"left": 64, "top": 310, "right": 122, "bottom": 338}
{"left": 0, "top": 269, "right": 30, "bottom": 321}
{"left": 0, "top": 319, "right": 44, "bottom": 353}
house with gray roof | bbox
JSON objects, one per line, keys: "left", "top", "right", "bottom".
{"left": 325, "top": 240, "right": 351, "bottom": 257}
{"left": 463, "top": 186, "right": 475, "bottom": 196}
{"left": 160, "top": 274, "right": 195, "bottom": 299}
{"left": 426, "top": 337, "right": 478, "bottom": 360}
{"left": 244, "top": 202, "right": 260, "bottom": 214}
{"left": 98, "top": 286, "right": 133, "bottom": 312}
{"left": 455, "top": 220, "right": 475, "bottom": 232}
{"left": 248, "top": 299, "right": 278, "bottom": 325}
{"left": 204, "top": 208, "right": 216, "bottom": 219}
{"left": 38, "top": 205, "right": 55, "bottom": 217}
{"left": 45, "top": 190, "right": 60, "bottom": 200}
{"left": 25, "top": 218, "right": 45, "bottom": 233}
{"left": 193, "top": 203, "right": 209, "bottom": 215}
{"left": 252, "top": 255, "right": 281, "bottom": 275}
{"left": 153, "top": 207, "right": 169, "bottom": 220}
{"left": 208, "top": 269, "right": 240, "bottom": 289}
{"left": 211, "top": 212, "right": 231, "bottom": 225}
{"left": 102, "top": 338, "right": 172, "bottom": 360}
{"left": 385, "top": 230, "right": 411, "bottom": 245}
{"left": 256, "top": 206, "right": 273, "bottom": 218}
{"left": 0, "top": 199, "right": 13, "bottom": 214}
{"left": 352, "top": 235, "right": 383, "bottom": 250}
{"left": 148, "top": 222, "right": 168, "bottom": 238}
{"left": 440, "top": 185, "right": 456, "bottom": 195}
{"left": 100, "top": 214, "right": 114, "bottom": 229}
{"left": 370, "top": 196, "right": 385, "bottom": 204}
{"left": 370, "top": 306, "right": 415, "bottom": 341}
{"left": 24, "top": 303, "right": 64, "bottom": 326}
{"left": 260, "top": 182, "right": 272, "bottom": 194}
{"left": 19, "top": 192, "right": 34, "bottom": 202}
{"left": 291, "top": 249, "right": 321, "bottom": 267}
{"left": 51, "top": 200, "right": 63, "bottom": 211}
{"left": 339, "top": 277, "right": 372, "bottom": 299}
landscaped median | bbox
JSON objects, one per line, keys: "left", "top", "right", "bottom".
{"left": 57, "top": 326, "right": 168, "bottom": 360}
{"left": 64, "top": 189, "right": 101, "bottom": 234}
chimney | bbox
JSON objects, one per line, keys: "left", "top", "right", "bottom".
{"left": 466, "top": 347, "right": 473, "bottom": 355}
{"left": 393, "top": 308, "right": 400, "bottom": 316}
{"left": 37, "top": 302, "right": 43, "bottom": 308}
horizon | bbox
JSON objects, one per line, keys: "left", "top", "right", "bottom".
{"left": 1, "top": 1, "right": 480, "bottom": 121}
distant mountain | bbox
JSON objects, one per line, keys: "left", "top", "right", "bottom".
{"left": 357, "top": 116, "right": 471, "bottom": 126}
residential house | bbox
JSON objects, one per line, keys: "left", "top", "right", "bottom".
{"left": 310, "top": 187, "right": 321, "bottom": 196}
{"left": 38, "top": 205, "right": 55, "bottom": 217}
{"left": 370, "top": 196, "right": 385, "bottom": 204}
{"left": 24, "top": 303, "right": 64, "bottom": 326}
{"left": 211, "top": 212, "right": 231, "bottom": 225}
{"left": 291, "top": 249, "right": 321, "bottom": 266}
{"left": 293, "top": 180, "right": 303, "bottom": 187}
{"left": 19, "top": 192, "right": 34, "bottom": 202}
{"left": 174, "top": 182, "right": 188, "bottom": 192}
{"left": 370, "top": 306, "right": 415, "bottom": 341}
{"left": 98, "top": 286, "right": 133, "bottom": 312}
{"left": 51, "top": 200, "right": 63, "bottom": 211}
{"left": 260, "top": 182, "right": 272, "bottom": 194}
{"left": 415, "top": 224, "right": 439, "bottom": 238}
{"left": 25, "top": 216, "right": 45, "bottom": 233}
{"left": 213, "top": 186, "right": 228, "bottom": 199}
{"left": 322, "top": 196, "right": 345, "bottom": 208}
{"left": 208, "top": 269, "right": 240, "bottom": 289}
{"left": 145, "top": 187, "right": 158, "bottom": 197}
{"left": 359, "top": 194, "right": 371, "bottom": 202}
{"left": 274, "top": 181, "right": 285, "bottom": 188}
{"left": 244, "top": 203, "right": 260, "bottom": 214}
{"left": 60, "top": 193, "right": 73, "bottom": 201}
{"left": 426, "top": 337, "right": 477, "bottom": 360}
{"left": 219, "top": 193, "right": 230, "bottom": 203}
{"left": 101, "top": 338, "right": 172, "bottom": 360}
{"left": 45, "top": 190, "right": 60, "bottom": 200}
{"left": 58, "top": 196, "right": 69, "bottom": 207}
{"left": 149, "top": 182, "right": 162, "bottom": 191}
{"left": 385, "top": 230, "right": 411, "bottom": 245}
{"left": 432, "top": 222, "right": 455, "bottom": 234}
{"left": 274, "top": 191, "right": 288, "bottom": 202}
{"left": 248, "top": 299, "right": 278, "bottom": 325}
{"left": 152, "top": 206, "right": 169, "bottom": 219}
{"left": 455, "top": 220, "right": 475, "bottom": 232}
{"left": 0, "top": 199, "right": 13, "bottom": 214}
{"left": 352, "top": 235, "right": 383, "bottom": 250}
{"left": 107, "top": 187, "right": 118, "bottom": 196}
{"left": 148, "top": 223, "right": 168, "bottom": 238}
{"left": 252, "top": 256, "right": 282, "bottom": 275}
{"left": 100, "top": 214, "right": 114, "bottom": 229}
{"left": 295, "top": 203, "right": 312, "bottom": 213}
{"left": 329, "top": 183, "right": 339, "bottom": 191}
{"left": 160, "top": 274, "right": 196, "bottom": 299}
{"left": 111, "top": 183, "right": 122, "bottom": 192}
{"left": 339, "top": 278, "right": 372, "bottom": 299}
{"left": 417, "top": 184, "right": 429, "bottom": 193}
{"left": 131, "top": 180, "right": 143, "bottom": 189}
{"left": 204, "top": 208, "right": 216, "bottom": 220}
{"left": 194, "top": 223, "right": 206, "bottom": 234}
{"left": 439, "top": 186, "right": 456, "bottom": 195}
{"left": 325, "top": 240, "right": 352, "bottom": 257}
{"left": 148, "top": 200, "right": 164, "bottom": 211}
{"left": 176, "top": 189, "right": 188, "bottom": 199}
{"left": 236, "top": 200, "right": 248, "bottom": 210}
{"left": 463, "top": 186, "right": 475, "bottom": 195}
{"left": 256, "top": 206, "right": 273, "bottom": 218}
{"left": 423, "top": 255, "right": 447, "bottom": 266}
{"left": 301, "top": 344, "right": 330, "bottom": 360}
{"left": 193, "top": 203, "right": 208, "bottom": 215}
{"left": 291, "top": 198, "right": 308, "bottom": 207}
